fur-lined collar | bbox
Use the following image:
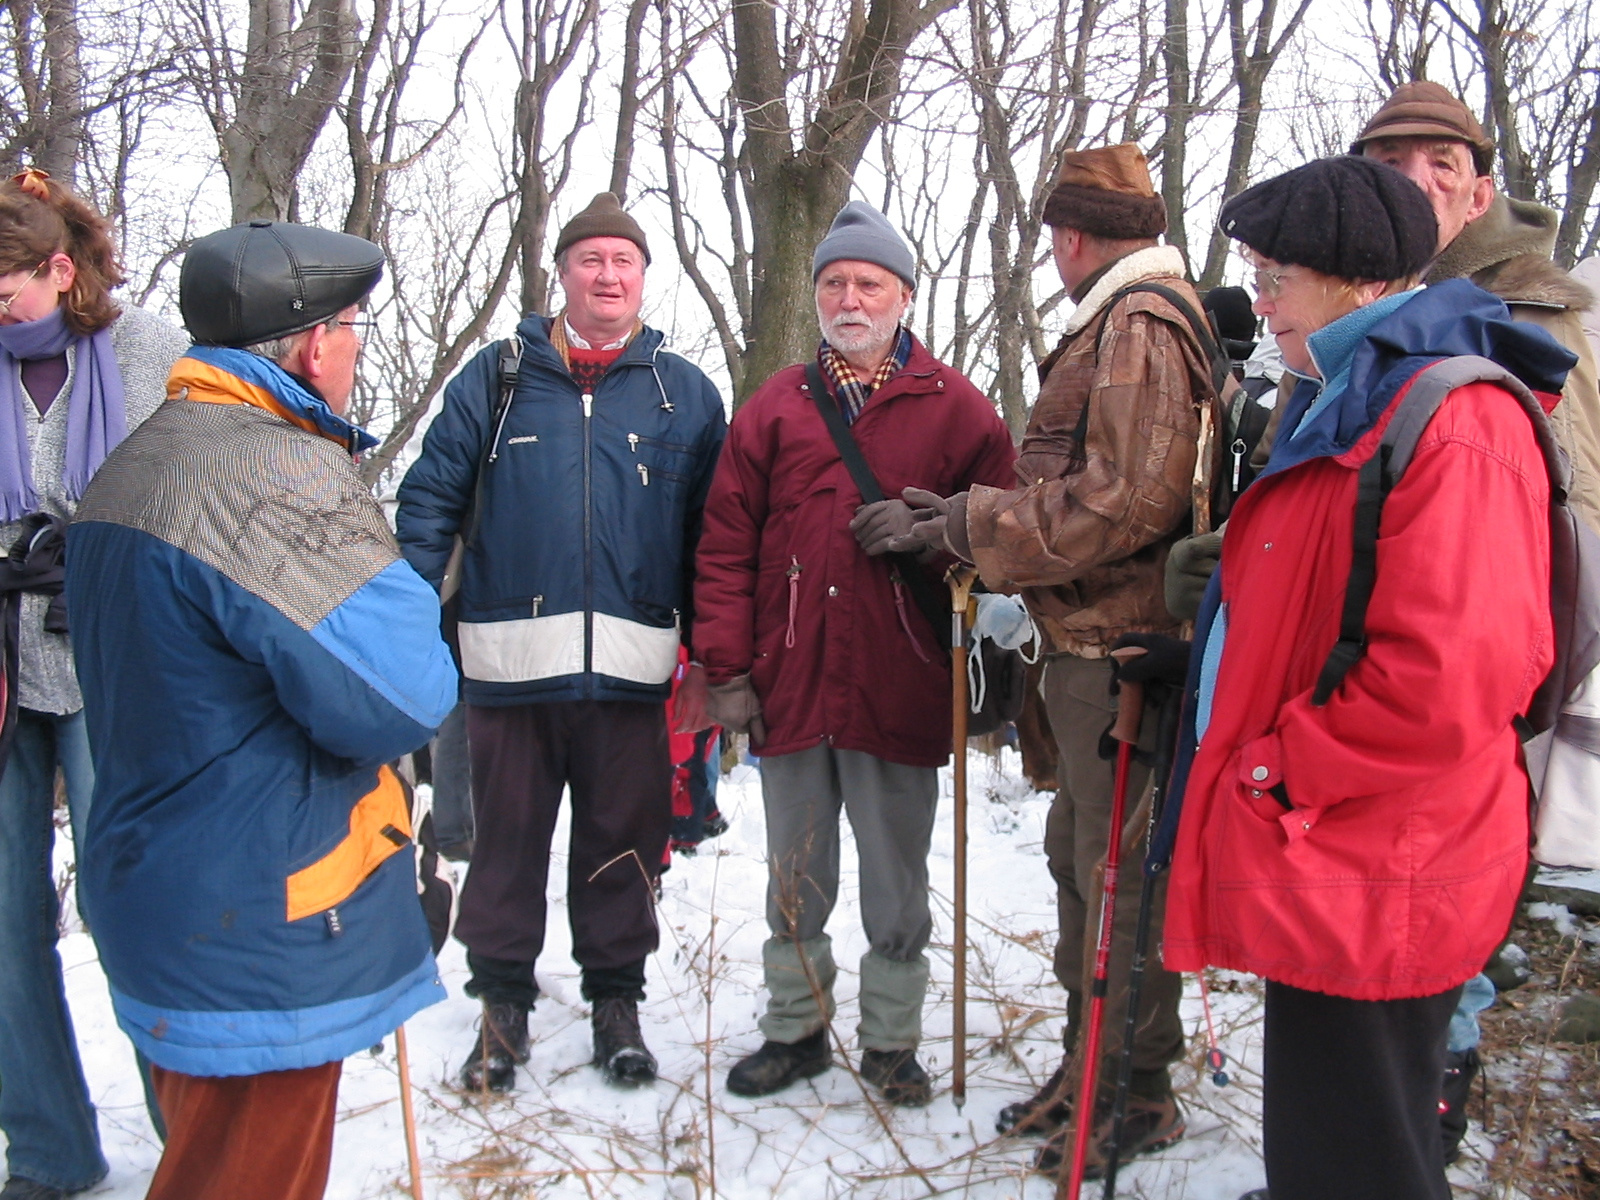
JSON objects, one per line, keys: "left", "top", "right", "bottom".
{"left": 1425, "top": 194, "right": 1593, "bottom": 311}
{"left": 1062, "top": 245, "right": 1191, "bottom": 336}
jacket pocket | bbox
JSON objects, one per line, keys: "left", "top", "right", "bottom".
{"left": 286, "top": 765, "right": 412, "bottom": 922}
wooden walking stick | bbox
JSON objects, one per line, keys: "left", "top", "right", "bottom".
{"left": 395, "top": 1024, "right": 426, "bottom": 1200}
{"left": 947, "top": 564, "right": 978, "bottom": 1109}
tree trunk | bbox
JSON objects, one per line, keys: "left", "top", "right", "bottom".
{"left": 220, "top": 0, "right": 360, "bottom": 223}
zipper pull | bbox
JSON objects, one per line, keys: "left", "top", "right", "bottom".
{"left": 637, "top": 463, "right": 650, "bottom": 486}
{"left": 628, "top": 433, "right": 639, "bottom": 453}
{"left": 787, "top": 556, "right": 801, "bottom": 579}
{"left": 1230, "top": 437, "right": 1246, "bottom": 493}
{"left": 531, "top": 594, "right": 543, "bottom": 617}
{"left": 582, "top": 392, "right": 593, "bottom": 419}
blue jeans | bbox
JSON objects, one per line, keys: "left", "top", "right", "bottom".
{"left": 1447, "top": 972, "right": 1497, "bottom": 1053}
{"left": 0, "top": 708, "right": 108, "bottom": 1191}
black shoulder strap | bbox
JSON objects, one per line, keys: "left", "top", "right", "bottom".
{"left": 1071, "top": 281, "right": 1234, "bottom": 472}
{"left": 804, "top": 362, "right": 949, "bottom": 648}
{"left": 1100, "top": 281, "right": 1232, "bottom": 399}
{"left": 1312, "top": 355, "right": 1558, "bottom": 706}
{"left": 461, "top": 336, "right": 523, "bottom": 550}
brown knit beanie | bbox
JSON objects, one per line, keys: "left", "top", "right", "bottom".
{"left": 1351, "top": 81, "right": 1495, "bottom": 176}
{"left": 554, "top": 193, "right": 651, "bottom": 265}
{"left": 1042, "top": 143, "right": 1168, "bottom": 240}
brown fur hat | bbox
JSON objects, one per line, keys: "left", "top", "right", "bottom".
{"left": 1042, "top": 143, "right": 1168, "bottom": 240}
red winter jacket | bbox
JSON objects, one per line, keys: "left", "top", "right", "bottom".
{"left": 1163, "top": 369, "right": 1555, "bottom": 1000}
{"left": 693, "top": 340, "right": 1016, "bottom": 767}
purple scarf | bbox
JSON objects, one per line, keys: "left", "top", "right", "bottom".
{"left": 0, "top": 307, "right": 127, "bottom": 521}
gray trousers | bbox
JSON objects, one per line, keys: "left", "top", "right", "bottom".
{"left": 758, "top": 743, "right": 938, "bottom": 1051}
{"left": 1042, "top": 653, "right": 1184, "bottom": 1098}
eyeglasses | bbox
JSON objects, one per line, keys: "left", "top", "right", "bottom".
{"left": 331, "top": 318, "right": 377, "bottom": 334}
{"left": 1250, "top": 263, "right": 1303, "bottom": 300}
{"left": 0, "top": 263, "right": 43, "bottom": 316}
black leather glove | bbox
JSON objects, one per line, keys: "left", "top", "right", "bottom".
{"left": 1165, "top": 531, "right": 1223, "bottom": 621}
{"left": 849, "top": 499, "right": 918, "bottom": 557}
{"left": 1110, "top": 632, "right": 1192, "bottom": 687}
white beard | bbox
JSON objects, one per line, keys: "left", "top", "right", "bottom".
{"left": 818, "top": 305, "right": 902, "bottom": 357}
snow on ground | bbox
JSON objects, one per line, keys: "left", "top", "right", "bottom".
{"left": 40, "top": 747, "right": 1500, "bottom": 1198}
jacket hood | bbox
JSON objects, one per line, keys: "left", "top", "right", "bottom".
{"left": 1268, "top": 278, "right": 1577, "bottom": 467}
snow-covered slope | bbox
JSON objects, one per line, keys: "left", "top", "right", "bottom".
{"left": 41, "top": 748, "right": 1499, "bottom": 1198}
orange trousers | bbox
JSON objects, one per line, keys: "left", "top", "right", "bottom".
{"left": 147, "top": 1060, "right": 342, "bottom": 1200}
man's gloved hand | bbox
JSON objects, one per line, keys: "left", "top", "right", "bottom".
{"left": 671, "top": 663, "right": 712, "bottom": 734}
{"left": 705, "top": 674, "right": 766, "bottom": 746}
{"left": 888, "top": 487, "right": 973, "bottom": 561}
{"left": 1165, "top": 531, "right": 1224, "bottom": 621}
{"left": 1109, "top": 633, "right": 1192, "bottom": 688}
{"left": 849, "top": 498, "right": 919, "bottom": 557}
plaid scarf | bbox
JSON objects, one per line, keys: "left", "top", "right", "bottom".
{"left": 818, "top": 325, "right": 913, "bottom": 425}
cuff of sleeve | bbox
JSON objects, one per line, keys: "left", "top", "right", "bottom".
{"left": 944, "top": 492, "right": 973, "bottom": 562}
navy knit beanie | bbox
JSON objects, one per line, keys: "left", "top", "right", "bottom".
{"left": 1218, "top": 157, "right": 1438, "bottom": 281}
{"left": 813, "top": 202, "right": 917, "bottom": 288}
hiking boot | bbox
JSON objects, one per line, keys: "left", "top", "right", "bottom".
{"left": 0, "top": 1180, "right": 69, "bottom": 1200}
{"left": 1440, "top": 1046, "right": 1480, "bottom": 1164}
{"left": 458, "top": 1000, "right": 530, "bottom": 1093}
{"left": 1035, "top": 1092, "right": 1185, "bottom": 1179}
{"left": 591, "top": 997, "right": 657, "bottom": 1087}
{"left": 726, "top": 1028, "right": 831, "bottom": 1096}
{"left": 860, "top": 1048, "right": 933, "bottom": 1107}
{"left": 996, "top": 1056, "right": 1073, "bottom": 1136}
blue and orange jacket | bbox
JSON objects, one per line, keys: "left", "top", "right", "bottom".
{"left": 66, "top": 349, "right": 458, "bottom": 1076}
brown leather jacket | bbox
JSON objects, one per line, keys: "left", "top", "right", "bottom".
{"left": 966, "top": 246, "right": 1218, "bottom": 656}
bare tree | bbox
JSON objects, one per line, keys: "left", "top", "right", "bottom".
{"left": 177, "top": 0, "right": 362, "bottom": 222}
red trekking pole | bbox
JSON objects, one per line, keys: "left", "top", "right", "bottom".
{"left": 1059, "top": 653, "right": 1144, "bottom": 1196}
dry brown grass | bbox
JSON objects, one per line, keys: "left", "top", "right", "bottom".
{"left": 1476, "top": 907, "right": 1600, "bottom": 1200}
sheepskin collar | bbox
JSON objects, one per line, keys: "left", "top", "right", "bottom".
{"left": 1061, "top": 245, "right": 1191, "bottom": 336}
{"left": 1428, "top": 194, "right": 1594, "bottom": 311}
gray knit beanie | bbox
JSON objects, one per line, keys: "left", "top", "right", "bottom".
{"left": 812, "top": 202, "right": 916, "bottom": 287}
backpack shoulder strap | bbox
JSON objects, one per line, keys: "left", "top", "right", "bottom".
{"left": 1312, "top": 355, "right": 1562, "bottom": 706}
{"left": 461, "top": 335, "right": 524, "bottom": 548}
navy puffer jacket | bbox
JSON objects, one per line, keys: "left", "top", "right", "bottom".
{"left": 397, "top": 316, "right": 726, "bottom": 706}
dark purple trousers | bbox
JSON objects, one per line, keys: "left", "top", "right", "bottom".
{"left": 456, "top": 701, "right": 670, "bottom": 1001}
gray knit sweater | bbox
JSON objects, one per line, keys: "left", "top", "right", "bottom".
{"left": 4, "top": 304, "right": 188, "bottom": 713}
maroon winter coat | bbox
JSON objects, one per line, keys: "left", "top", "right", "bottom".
{"left": 694, "top": 339, "right": 1017, "bottom": 767}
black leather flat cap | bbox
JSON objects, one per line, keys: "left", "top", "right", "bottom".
{"left": 180, "top": 220, "right": 385, "bottom": 347}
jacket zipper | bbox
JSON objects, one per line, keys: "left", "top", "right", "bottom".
{"left": 786, "top": 556, "right": 801, "bottom": 649}
{"left": 582, "top": 391, "right": 593, "bottom": 677}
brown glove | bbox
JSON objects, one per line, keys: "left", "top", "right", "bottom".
{"left": 888, "top": 487, "right": 973, "bottom": 562}
{"left": 706, "top": 674, "right": 766, "bottom": 746}
{"left": 850, "top": 498, "right": 919, "bottom": 557}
